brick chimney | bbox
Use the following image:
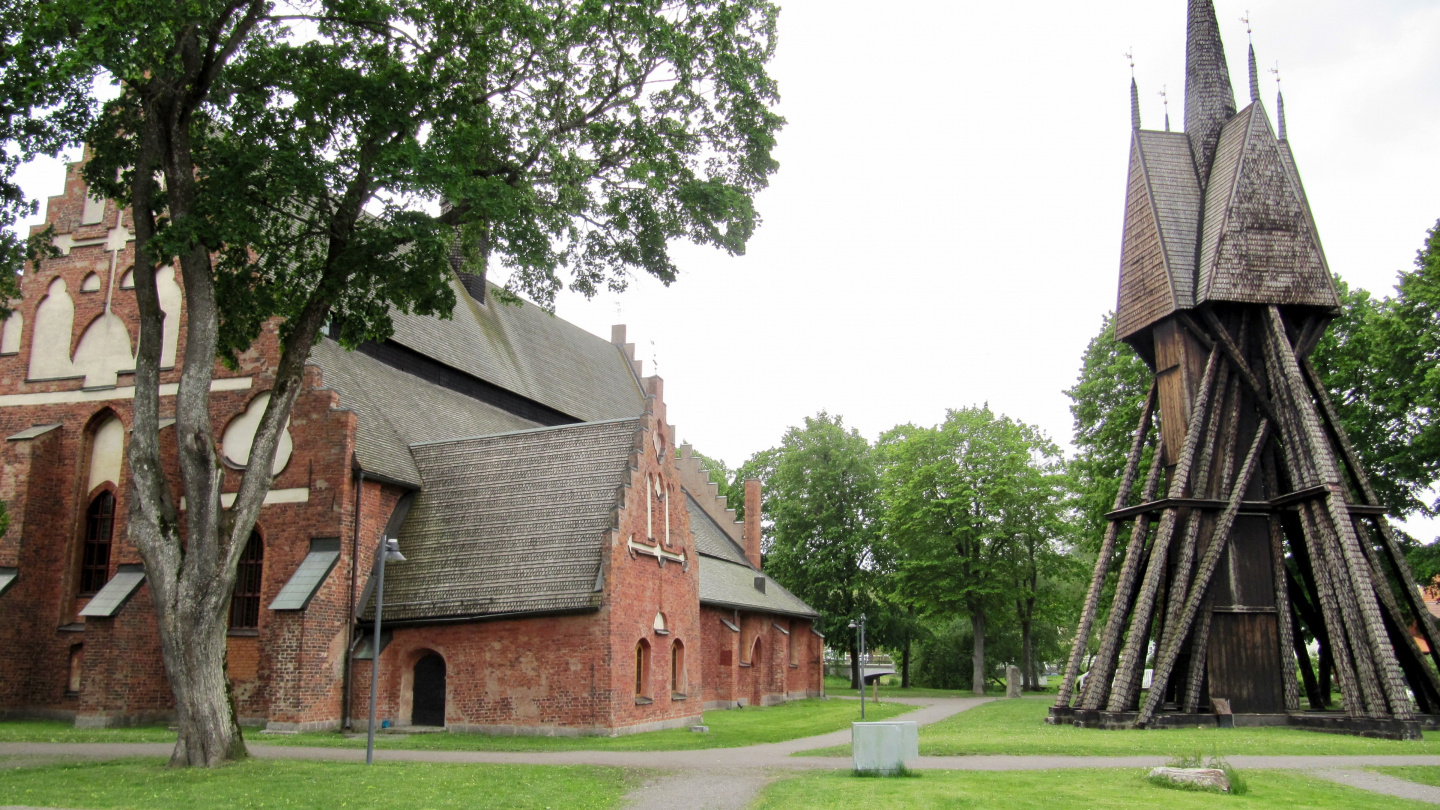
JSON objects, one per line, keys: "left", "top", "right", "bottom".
{"left": 743, "top": 478, "right": 762, "bottom": 570}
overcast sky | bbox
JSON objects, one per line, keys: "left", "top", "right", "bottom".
{"left": 13, "top": 1, "right": 1440, "bottom": 536}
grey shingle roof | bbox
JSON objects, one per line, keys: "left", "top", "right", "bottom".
{"left": 1196, "top": 102, "right": 1337, "bottom": 309}
{"left": 369, "top": 418, "right": 643, "bottom": 622}
{"left": 387, "top": 277, "right": 644, "bottom": 424}
{"left": 698, "top": 556, "right": 818, "bottom": 619}
{"left": 309, "top": 339, "right": 539, "bottom": 487}
{"left": 686, "top": 493, "right": 750, "bottom": 567}
{"left": 1137, "top": 131, "right": 1201, "bottom": 310}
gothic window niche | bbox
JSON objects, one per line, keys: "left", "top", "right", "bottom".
{"left": 671, "top": 639, "right": 686, "bottom": 696}
{"left": 634, "top": 639, "right": 652, "bottom": 702}
{"left": 78, "top": 413, "right": 124, "bottom": 596}
{"left": 79, "top": 491, "right": 115, "bottom": 596}
{"left": 228, "top": 530, "right": 264, "bottom": 632}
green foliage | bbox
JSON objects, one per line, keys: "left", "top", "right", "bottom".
{"left": 756, "top": 413, "right": 887, "bottom": 647}
{"left": 686, "top": 448, "right": 747, "bottom": 516}
{"left": 1063, "top": 312, "right": 1153, "bottom": 549}
{"left": 0, "top": 499, "right": 8, "bottom": 539}
{"left": 1310, "top": 220, "right": 1440, "bottom": 525}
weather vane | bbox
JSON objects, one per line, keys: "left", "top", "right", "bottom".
{"left": 1241, "top": 11, "right": 1252, "bottom": 41}
{"left": 1158, "top": 84, "right": 1170, "bottom": 130}
{"left": 1125, "top": 47, "right": 1135, "bottom": 77}
{"left": 1269, "top": 61, "right": 1281, "bottom": 86}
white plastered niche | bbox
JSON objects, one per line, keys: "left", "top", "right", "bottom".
{"left": 221, "top": 392, "right": 293, "bottom": 475}
{"left": 29, "top": 277, "right": 75, "bottom": 380}
{"left": 72, "top": 312, "right": 134, "bottom": 389}
{"left": 0, "top": 311, "right": 22, "bottom": 354}
{"left": 87, "top": 415, "right": 125, "bottom": 494}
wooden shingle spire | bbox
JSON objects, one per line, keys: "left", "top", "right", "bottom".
{"left": 1185, "top": 0, "right": 1237, "bottom": 189}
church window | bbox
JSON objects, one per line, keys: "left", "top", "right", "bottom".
{"left": 67, "top": 644, "right": 83, "bottom": 695}
{"left": 671, "top": 640, "right": 686, "bottom": 695}
{"left": 80, "top": 491, "right": 115, "bottom": 595}
{"left": 634, "top": 639, "right": 652, "bottom": 699}
{"left": 229, "top": 530, "right": 264, "bottom": 630}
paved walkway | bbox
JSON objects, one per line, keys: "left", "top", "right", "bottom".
{"left": 7, "top": 697, "right": 1440, "bottom": 807}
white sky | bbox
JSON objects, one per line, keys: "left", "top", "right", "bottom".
{"left": 12, "top": 1, "right": 1440, "bottom": 537}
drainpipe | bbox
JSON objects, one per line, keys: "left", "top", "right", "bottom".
{"left": 341, "top": 468, "right": 365, "bottom": 731}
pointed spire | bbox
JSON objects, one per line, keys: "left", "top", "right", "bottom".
{"left": 1269, "top": 62, "right": 1287, "bottom": 140}
{"left": 1184, "top": 0, "right": 1237, "bottom": 185}
{"left": 1127, "top": 48, "right": 1140, "bottom": 129}
{"left": 1247, "top": 45, "right": 1260, "bottom": 103}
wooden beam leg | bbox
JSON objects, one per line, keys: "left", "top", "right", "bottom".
{"left": 1056, "top": 384, "right": 1158, "bottom": 709}
{"left": 1108, "top": 346, "right": 1224, "bottom": 713}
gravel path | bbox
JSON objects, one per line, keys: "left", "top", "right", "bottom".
{"left": 1308, "top": 769, "right": 1440, "bottom": 804}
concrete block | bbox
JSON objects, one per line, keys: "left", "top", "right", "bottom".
{"left": 852, "top": 721, "right": 919, "bottom": 775}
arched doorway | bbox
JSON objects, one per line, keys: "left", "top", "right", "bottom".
{"left": 412, "top": 652, "right": 446, "bottom": 727}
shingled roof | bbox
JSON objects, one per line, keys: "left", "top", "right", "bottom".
{"left": 387, "top": 276, "right": 645, "bottom": 423}
{"left": 365, "top": 418, "right": 642, "bottom": 622}
{"left": 686, "top": 494, "right": 818, "bottom": 619}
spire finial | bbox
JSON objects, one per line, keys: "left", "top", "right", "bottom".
{"left": 1127, "top": 49, "right": 1140, "bottom": 130}
{"left": 1244, "top": 12, "right": 1260, "bottom": 103}
{"left": 1185, "top": 0, "right": 1238, "bottom": 186}
{"left": 1270, "top": 62, "right": 1286, "bottom": 140}
{"left": 1159, "top": 85, "right": 1171, "bottom": 132}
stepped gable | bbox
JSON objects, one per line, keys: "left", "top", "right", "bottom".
{"left": 685, "top": 496, "right": 817, "bottom": 618}
{"left": 1115, "top": 130, "right": 1202, "bottom": 340}
{"left": 367, "top": 418, "right": 643, "bottom": 622}
{"left": 1195, "top": 102, "right": 1336, "bottom": 308}
{"left": 674, "top": 443, "right": 744, "bottom": 547}
{"left": 386, "top": 276, "right": 645, "bottom": 424}
{"left": 309, "top": 338, "right": 537, "bottom": 487}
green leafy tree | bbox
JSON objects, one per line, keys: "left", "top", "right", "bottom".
{"left": 757, "top": 413, "right": 882, "bottom": 689}
{"left": 1063, "top": 312, "right": 1152, "bottom": 548}
{"left": 8, "top": 0, "right": 781, "bottom": 766}
{"left": 878, "top": 406, "right": 1062, "bottom": 695}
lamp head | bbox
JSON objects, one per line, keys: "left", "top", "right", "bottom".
{"left": 383, "top": 537, "right": 406, "bottom": 563}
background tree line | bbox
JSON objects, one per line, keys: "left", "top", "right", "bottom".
{"left": 696, "top": 219, "right": 1440, "bottom": 694}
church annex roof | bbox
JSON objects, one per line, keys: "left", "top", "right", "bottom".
{"left": 368, "top": 418, "right": 643, "bottom": 623}
{"left": 685, "top": 493, "right": 819, "bottom": 619}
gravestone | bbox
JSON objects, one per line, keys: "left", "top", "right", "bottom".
{"left": 1006, "top": 665, "right": 1022, "bottom": 698}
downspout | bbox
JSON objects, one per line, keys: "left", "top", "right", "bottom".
{"left": 341, "top": 468, "right": 365, "bottom": 730}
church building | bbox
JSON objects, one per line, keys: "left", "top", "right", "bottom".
{"left": 0, "top": 161, "right": 822, "bottom": 734}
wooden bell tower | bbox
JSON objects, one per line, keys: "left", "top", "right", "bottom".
{"left": 1049, "top": 0, "right": 1440, "bottom": 739}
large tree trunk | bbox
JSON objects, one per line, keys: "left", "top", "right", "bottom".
{"left": 1021, "top": 616, "right": 1034, "bottom": 691}
{"left": 970, "top": 611, "right": 986, "bottom": 695}
{"left": 901, "top": 635, "right": 911, "bottom": 689}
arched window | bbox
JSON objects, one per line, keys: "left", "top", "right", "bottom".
{"left": 635, "top": 639, "right": 652, "bottom": 699}
{"left": 229, "top": 531, "right": 264, "bottom": 630}
{"left": 80, "top": 491, "right": 115, "bottom": 595}
{"left": 671, "top": 640, "right": 686, "bottom": 694}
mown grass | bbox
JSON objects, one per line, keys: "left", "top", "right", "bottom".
{"left": 0, "top": 758, "right": 639, "bottom": 809}
{"left": 799, "top": 697, "right": 1440, "bottom": 757}
{"left": 272, "top": 698, "right": 914, "bottom": 751}
{"left": 1370, "top": 767, "right": 1440, "bottom": 787}
{"left": 0, "top": 698, "right": 914, "bottom": 753}
{"left": 754, "top": 768, "right": 1432, "bottom": 809}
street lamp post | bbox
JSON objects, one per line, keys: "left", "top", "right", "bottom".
{"left": 848, "top": 613, "right": 867, "bottom": 720}
{"left": 366, "top": 536, "right": 405, "bottom": 766}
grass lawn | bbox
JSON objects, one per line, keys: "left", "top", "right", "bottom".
{"left": 820, "top": 675, "right": 1053, "bottom": 699}
{"left": 270, "top": 698, "right": 914, "bottom": 752}
{"left": 0, "top": 758, "right": 638, "bottom": 809}
{"left": 754, "top": 768, "right": 1432, "bottom": 809}
{"left": 0, "top": 698, "right": 914, "bottom": 753}
{"left": 800, "top": 698, "right": 1440, "bottom": 757}
{"left": 1371, "top": 767, "right": 1440, "bottom": 787}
